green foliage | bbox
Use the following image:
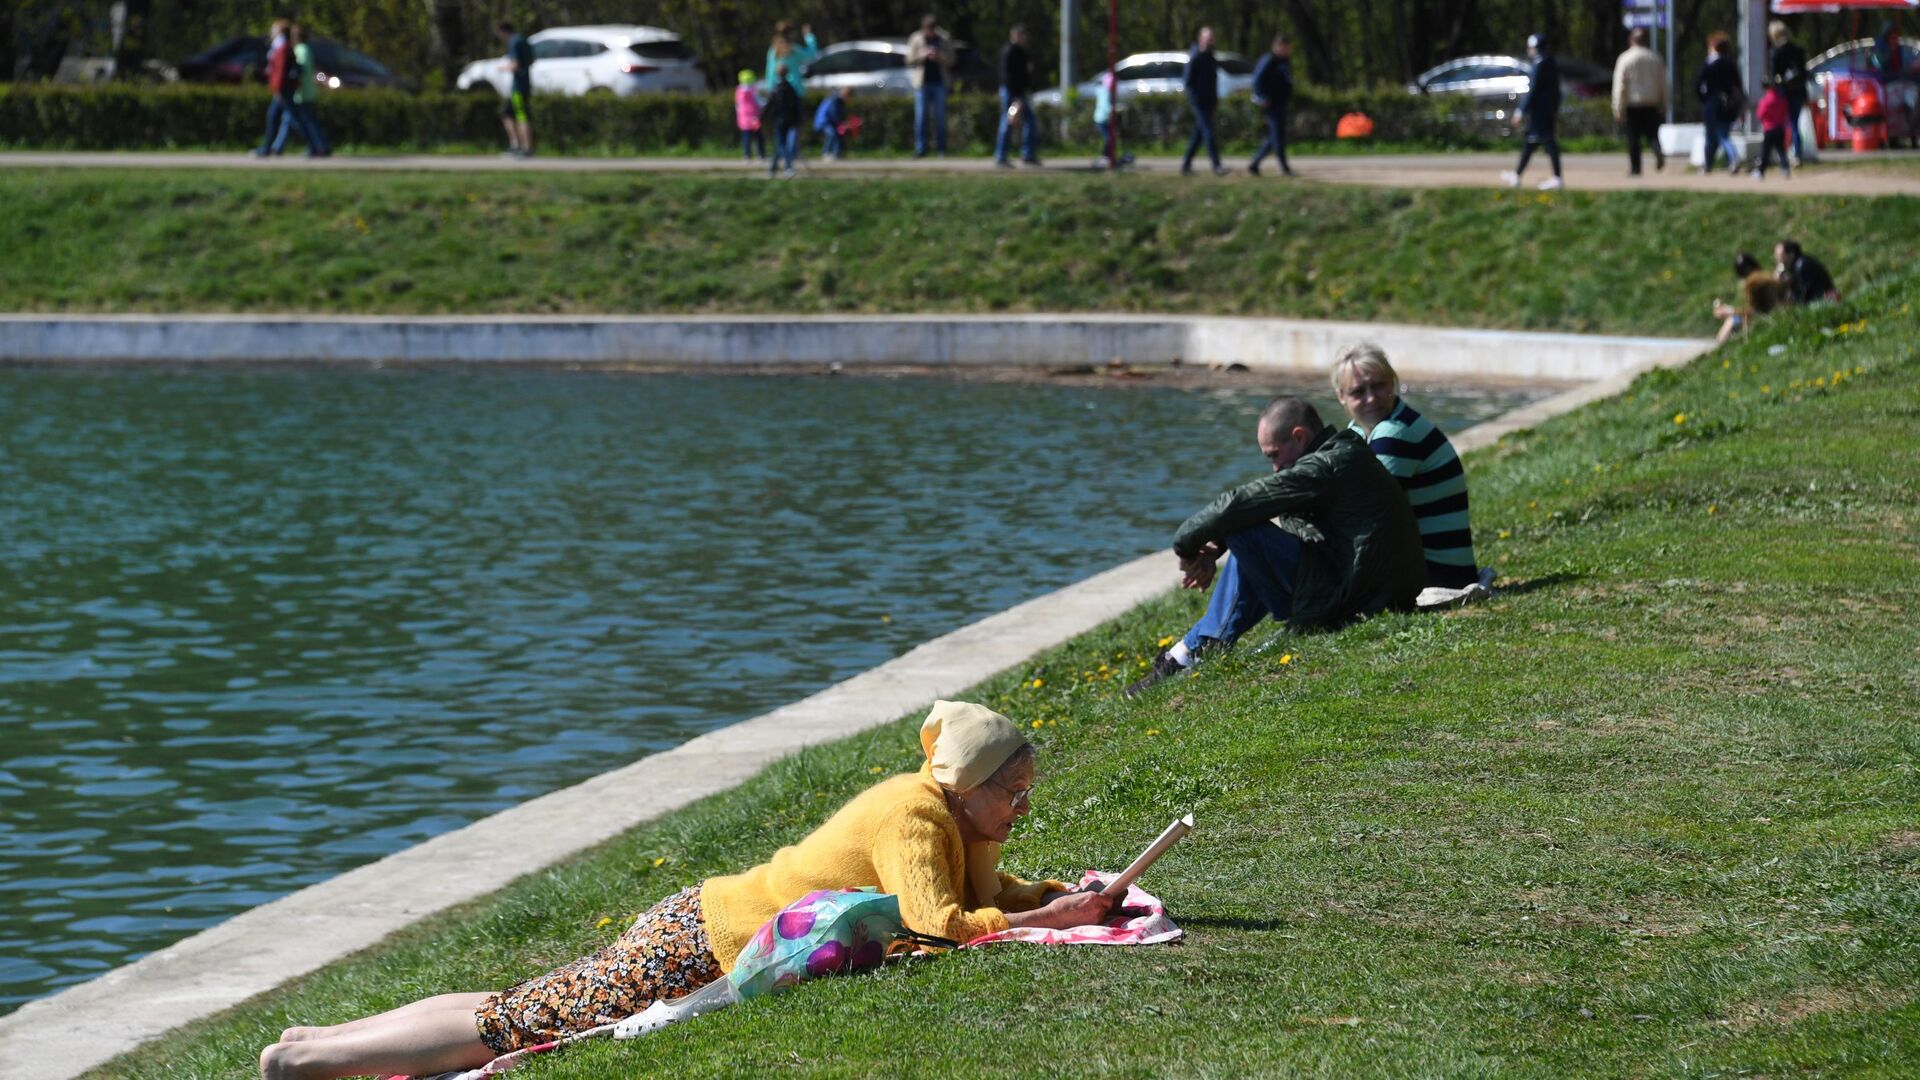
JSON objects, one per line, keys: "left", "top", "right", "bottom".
{"left": 3, "top": 170, "right": 1917, "bottom": 341}
{"left": 0, "top": 82, "right": 1618, "bottom": 154}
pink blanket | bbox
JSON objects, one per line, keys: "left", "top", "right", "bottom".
{"left": 964, "top": 871, "right": 1184, "bottom": 947}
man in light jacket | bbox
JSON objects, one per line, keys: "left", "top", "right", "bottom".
{"left": 1613, "top": 28, "right": 1669, "bottom": 176}
{"left": 907, "top": 14, "right": 957, "bottom": 157}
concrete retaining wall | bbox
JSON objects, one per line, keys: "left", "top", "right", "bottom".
{"left": 0, "top": 314, "right": 1704, "bottom": 382}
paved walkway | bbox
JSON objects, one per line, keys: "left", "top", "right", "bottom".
{"left": 3, "top": 149, "right": 1917, "bottom": 196}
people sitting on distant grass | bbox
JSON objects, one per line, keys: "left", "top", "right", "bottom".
{"left": 257, "top": 701, "right": 1111, "bottom": 1080}
{"left": 1125, "top": 395, "right": 1426, "bottom": 697}
{"left": 1776, "top": 239, "right": 1839, "bottom": 304}
{"left": 1713, "top": 251, "right": 1790, "bottom": 344}
{"left": 1331, "top": 344, "right": 1490, "bottom": 599}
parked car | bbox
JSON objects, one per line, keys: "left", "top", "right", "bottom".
{"left": 176, "top": 35, "right": 413, "bottom": 91}
{"left": 456, "top": 25, "right": 705, "bottom": 96}
{"left": 800, "top": 38, "right": 993, "bottom": 96}
{"left": 1406, "top": 54, "right": 1610, "bottom": 101}
{"left": 1030, "top": 50, "right": 1255, "bottom": 107}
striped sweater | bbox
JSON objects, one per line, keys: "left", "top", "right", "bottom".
{"left": 1349, "top": 399, "right": 1479, "bottom": 588}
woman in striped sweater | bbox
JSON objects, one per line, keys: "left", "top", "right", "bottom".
{"left": 1330, "top": 343, "right": 1485, "bottom": 591}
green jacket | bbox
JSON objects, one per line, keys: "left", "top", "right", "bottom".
{"left": 1173, "top": 426, "right": 1426, "bottom": 630}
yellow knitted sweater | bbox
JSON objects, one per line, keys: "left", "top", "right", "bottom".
{"left": 699, "top": 772, "right": 1068, "bottom": 972}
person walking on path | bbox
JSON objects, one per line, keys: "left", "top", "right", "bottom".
{"left": 764, "top": 22, "right": 818, "bottom": 101}
{"left": 1500, "top": 32, "right": 1564, "bottom": 190}
{"left": 1180, "top": 27, "right": 1225, "bottom": 176}
{"left": 1768, "top": 20, "right": 1810, "bottom": 165}
{"left": 497, "top": 21, "right": 535, "bottom": 158}
{"left": 734, "top": 70, "right": 765, "bottom": 160}
{"left": 1248, "top": 34, "right": 1294, "bottom": 177}
{"left": 269, "top": 24, "right": 331, "bottom": 158}
{"left": 907, "top": 14, "right": 956, "bottom": 157}
{"left": 1613, "top": 27, "right": 1668, "bottom": 176}
{"left": 1754, "top": 79, "right": 1792, "bottom": 181}
{"left": 1123, "top": 395, "right": 1425, "bottom": 697}
{"left": 1696, "top": 32, "right": 1745, "bottom": 175}
{"left": 995, "top": 25, "right": 1040, "bottom": 166}
{"left": 764, "top": 66, "right": 802, "bottom": 178}
{"left": 249, "top": 19, "right": 295, "bottom": 157}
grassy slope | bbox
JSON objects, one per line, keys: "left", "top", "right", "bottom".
{"left": 2, "top": 169, "right": 1917, "bottom": 336}
{"left": 96, "top": 261, "right": 1920, "bottom": 1078}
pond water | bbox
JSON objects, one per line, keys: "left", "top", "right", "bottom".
{"left": 0, "top": 367, "right": 1549, "bottom": 1011}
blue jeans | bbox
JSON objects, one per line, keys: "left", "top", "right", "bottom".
{"left": 1181, "top": 100, "right": 1220, "bottom": 170}
{"left": 915, "top": 82, "right": 949, "bottom": 154}
{"left": 1702, "top": 108, "right": 1740, "bottom": 172}
{"left": 1181, "top": 524, "right": 1303, "bottom": 654}
{"left": 769, "top": 124, "right": 798, "bottom": 172}
{"left": 257, "top": 95, "right": 292, "bottom": 154}
{"left": 995, "top": 89, "right": 1036, "bottom": 161}
{"left": 740, "top": 128, "right": 765, "bottom": 159}
{"left": 1250, "top": 105, "right": 1289, "bottom": 171}
{"left": 272, "top": 99, "right": 329, "bottom": 155}
{"left": 820, "top": 126, "right": 844, "bottom": 155}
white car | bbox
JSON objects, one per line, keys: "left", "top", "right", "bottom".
{"left": 456, "top": 25, "right": 705, "bottom": 97}
{"left": 1031, "top": 51, "right": 1255, "bottom": 108}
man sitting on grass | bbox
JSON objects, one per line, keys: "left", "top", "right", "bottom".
{"left": 1126, "top": 396, "right": 1426, "bottom": 697}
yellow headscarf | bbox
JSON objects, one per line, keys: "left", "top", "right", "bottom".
{"left": 918, "top": 700, "right": 1029, "bottom": 907}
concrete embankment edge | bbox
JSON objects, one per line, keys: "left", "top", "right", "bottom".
{"left": 0, "top": 313, "right": 1705, "bottom": 382}
{"left": 0, "top": 329, "right": 1708, "bottom": 1078}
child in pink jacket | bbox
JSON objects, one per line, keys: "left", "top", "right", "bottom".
{"left": 1755, "top": 79, "right": 1791, "bottom": 180}
{"left": 735, "top": 70, "right": 765, "bottom": 160}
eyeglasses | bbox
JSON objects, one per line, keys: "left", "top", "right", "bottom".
{"left": 986, "top": 777, "right": 1032, "bottom": 806}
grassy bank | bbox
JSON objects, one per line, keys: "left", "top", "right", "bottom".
{"left": 99, "top": 263, "right": 1920, "bottom": 1077}
{"left": 4, "top": 169, "right": 1918, "bottom": 336}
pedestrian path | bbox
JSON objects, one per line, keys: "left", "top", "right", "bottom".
{"left": 3, "top": 150, "right": 1916, "bottom": 196}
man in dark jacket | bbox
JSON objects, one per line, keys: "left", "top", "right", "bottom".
{"left": 1696, "top": 32, "right": 1745, "bottom": 174}
{"left": 1125, "top": 396, "right": 1426, "bottom": 697}
{"left": 1500, "top": 32, "right": 1564, "bottom": 190}
{"left": 995, "top": 25, "right": 1040, "bottom": 166}
{"left": 1776, "top": 239, "right": 1838, "bottom": 303}
{"left": 1180, "top": 27, "right": 1226, "bottom": 176}
{"left": 1248, "top": 34, "right": 1294, "bottom": 177}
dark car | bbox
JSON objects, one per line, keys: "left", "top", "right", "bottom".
{"left": 176, "top": 36, "right": 413, "bottom": 92}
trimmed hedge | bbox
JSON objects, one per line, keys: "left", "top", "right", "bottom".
{"left": 0, "top": 82, "right": 1616, "bottom": 155}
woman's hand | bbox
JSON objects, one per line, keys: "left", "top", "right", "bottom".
{"left": 1041, "top": 889, "right": 1118, "bottom": 928}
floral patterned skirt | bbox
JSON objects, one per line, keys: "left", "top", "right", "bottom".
{"left": 474, "top": 884, "right": 722, "bottom": 1054}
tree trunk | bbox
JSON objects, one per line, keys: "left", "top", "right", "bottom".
{"left": 1284, "top": 0, "right": 1340, "bottom": 87}
{"left": 424, "top": 0, "right": 464, "bottom": 90}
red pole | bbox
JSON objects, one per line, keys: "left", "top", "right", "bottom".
{"left": 1105, "top": 0, "right": 1120, "bottom": 168}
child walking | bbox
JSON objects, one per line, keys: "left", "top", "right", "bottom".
{"left": 734, "top": 70, "right": 765, "bottom": 160}
{"left": 1754, "top": 78, "right": 1791, "bottom": 180}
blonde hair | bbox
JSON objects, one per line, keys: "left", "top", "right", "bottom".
{"left": 1330, "top": 342, "right": 1400, "bottom": 395}
{"left": 1768, "top": 20, "right": 1790, "bottom": 45}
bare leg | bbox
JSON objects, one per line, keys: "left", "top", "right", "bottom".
{"left": 279, "top": 992, "right": 492, "bottom": 1043}
{"left": 500, "top": 118, "right": 521, "bottom": 152}
{"left": 517, "top": 121, "right": 534, "bottom": 154}
{"left": 261, "top": 994, "right": 496, "bottom": 1080}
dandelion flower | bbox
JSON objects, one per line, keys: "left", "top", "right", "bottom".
{"left": 1708, "top": 505, "right": 1718, "bottom": 515}
{"left": 1157, "top": 635, "right": 1175, "bottom": 648}
{"left": 653, "top": 857, "right": 666, "bottom": 867}
{"left": 596, "top": 916, "right": 613, "bottom": 929}
{"left": 869, "top": 765, "right": 884, "bottom": 774}
{"left": 1145, "top": 728, "right": 1161, "bottom": 736}
{"left": 1673, "top": 412, "right": 1687, "bottom": 425}
{"left": 1030, "top": 678, "right": 1045, "bottom": 689}
{"left": 1032, "top": 719, "right": 1044, "bottom": 729}
{"left": 1498, "top": 529, "right": 1512, "bottom": 540}
{"left": 1279, "top": 654, "right": 1294, "bottom": 665}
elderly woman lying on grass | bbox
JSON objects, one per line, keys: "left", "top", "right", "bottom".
{"left": 260, "top": 700, "right": 1113, "bottom": 1080}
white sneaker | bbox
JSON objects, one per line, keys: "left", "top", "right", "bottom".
{"left": 1753, "top": 170, "right": 1765, "bottom": 181}
{"left": 1538, "top": 176, "right": 1564, "bottom": 191}
{"left": 1499, "top": 170, "right": 1520, "bottom": 188}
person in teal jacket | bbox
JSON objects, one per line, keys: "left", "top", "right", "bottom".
{"left": 765, "top": 22, "right": 819, "bottom": 98}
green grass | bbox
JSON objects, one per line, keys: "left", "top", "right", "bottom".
{"left": 93, "top": 260, "right": 1920, "bottom": 1077}
{"left": 3, "top": 169, "right": 1916, "bottom": 335}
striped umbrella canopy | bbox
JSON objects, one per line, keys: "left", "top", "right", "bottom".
{"left": 1771, "top": 0, "right": 1916, "bottom": 11}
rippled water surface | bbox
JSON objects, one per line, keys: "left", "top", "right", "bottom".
{"left": 0, "top": 367, "right": 1548, "bottom": 1010}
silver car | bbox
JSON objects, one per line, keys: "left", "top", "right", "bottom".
{"left": 801, "top": 38, "right": 992, "bottom": 96}
{"left": 1407, "top": 54, "right": 1611, "bottom": 102}
{"left": 456, "top": 25, "right": 706, "bottom": 97}
{"left": 1031, "top": 51, "right": 1255, "bottom": 108}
